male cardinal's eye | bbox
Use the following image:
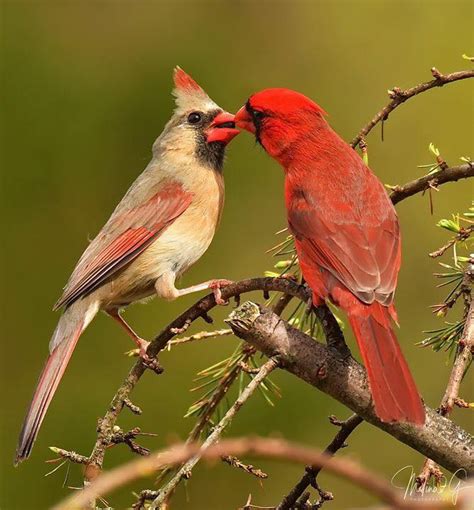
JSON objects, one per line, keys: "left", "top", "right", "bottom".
{"left": 187, "top": 112, "right": 202, "bottom": 124}
{"left": 253, "top": 110, "right": 265, "bottom": 121}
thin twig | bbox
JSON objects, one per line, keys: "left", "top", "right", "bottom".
{"left": 439, "top": 299, "right": 474, "bottom": 415}
{"left": 132, "top": 489, "right": 160, "bottom": 510}
{"left": 108, "top": 426, "right": 156, "bottom": 457}
{"left": 221, "top": 455, "right": 268, "bottom": 479}
{"left": 149, "top": 358, "right": 279, "bottom": 509}
{"left": 389, "top": 163, "right": 474, "bottom": 205}
{"left": 168, "top": 328, "right": 232, "bottom": 347}
{"left": 429, "top": 225, "right": 474, "bottom": 258}
{"left": 351, "top": 67, "right": 474, "bottom": 148}
{"left": 313, "top": 304, "right": 348, "bottom": 357}
{"left": 277, "top": 414, "right": 363, "bottom": 510}
{"left": 272, "top": 292, "right": 294, "bottom": 316}
{"left": 123, "top": 398, "right": 142, "bottom": 415}
{"left": 49, "top": 447, "right": 89, "bottom": 465}
{"left": 53, "top": 436, "right": 454, "bottom": 510}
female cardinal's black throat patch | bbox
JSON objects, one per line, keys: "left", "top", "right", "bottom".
{"left": 194, "top": 110, "right": 226, "bottom": 172}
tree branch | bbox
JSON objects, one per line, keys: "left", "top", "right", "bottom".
{"left": 417, "top": 263, "right": 473, "bottom": 490}
{"left": 225, "top": 302, "right": 473, "bottom": 475}
{"left": 53, "top": 436, "right": 458, "bottom": 510}
{"left": 429, "top": 225, "right": 474, "bottom": 258}
{"left": 350, "top": 67, "right": 474, "bottom": 149}
{"left": 168, "top": 328, "right": 233, "bottom": 347}
{"left": 389, "top": 163, "right": 474, "bottom": 205}
{"left": 221, "top": 455, "right": 268, "bottom": 479}
{"left": 84, "top": 278, "right": 310, "bottom": 481}
{"left": 276, "top": 413, "right": 363, "bottom": 509}
{"left": 439, "top": 276, "right": 474, "bottom": 416}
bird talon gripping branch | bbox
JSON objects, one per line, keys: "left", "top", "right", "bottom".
{"left": 209, "top": 279, "right": 234, "bottom": 305}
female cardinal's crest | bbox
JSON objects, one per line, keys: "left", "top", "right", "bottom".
{"left": 172, "top": 67, "right": 216, "bottom": 112}
{"left": 173, "top": 67, "right": 203, "bottom": 93}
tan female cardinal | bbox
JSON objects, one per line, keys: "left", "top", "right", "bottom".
{"left": 235, "top": 88, "right": 425, "bottom": 425}
{"left": 15, "top": 68, "right": 239, "bottom": 464}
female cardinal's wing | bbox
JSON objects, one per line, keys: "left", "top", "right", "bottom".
{"left": 287, "top": 174, "right": 400, "bottom": 306}
{"left": 54, "top": 181, "right": 193, "bottom": 310}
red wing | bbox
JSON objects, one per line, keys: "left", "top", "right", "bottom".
{"left": 288, "top": 182, "right": 401, "bottom": 306}
{"left": 54, "top": 183, "right": 193, "bottom": 310}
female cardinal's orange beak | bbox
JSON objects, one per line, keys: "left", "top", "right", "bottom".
{"left": 234, "top": 106, "right": 256, "bottom": 134}
{"left": 206, "top": 111, "right": 240, "bottom": 144}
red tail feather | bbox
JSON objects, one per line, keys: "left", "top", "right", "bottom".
{"left": 15, "top": 319, "right": 84, "bottom": 464}
{"left": 348, "top": 303, "right": 425, "bottom": 425}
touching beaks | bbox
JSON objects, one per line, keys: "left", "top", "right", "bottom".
{"left": 206, "top": 111, "right": 240, "bottom": 144}
{"left": 234, "top": 106, "right": 255, "bottom": 134}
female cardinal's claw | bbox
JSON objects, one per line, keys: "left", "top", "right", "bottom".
{"left": 136, "top": 342, "right": 163, "bottom": 374}
{"left": 134, "top": 338, "right": 150, "bottom": 359}
{"left": 209, "top": 279, "right": 233, "bottom": 305}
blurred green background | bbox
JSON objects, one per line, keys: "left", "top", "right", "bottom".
{"left": 1, "top": 1, "right": 473, "bottom": 509}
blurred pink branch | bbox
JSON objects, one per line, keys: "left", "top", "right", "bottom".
{"left": 53, "top": 436, "right": 462, "bottom": 510}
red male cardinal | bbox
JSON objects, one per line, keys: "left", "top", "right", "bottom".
{"left": 235, "top": 88, "right": 425, "bottom": 425}
{"left": 15, "top": 68, "right": 239, "bottom": 464}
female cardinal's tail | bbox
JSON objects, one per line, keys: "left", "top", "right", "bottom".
{"left": 15, "top": 299, "right": 98, "bottom": 464}
{"left": 348, "top": 302, "right": 425, "bottom": 425}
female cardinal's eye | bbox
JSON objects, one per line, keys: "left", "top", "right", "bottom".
{"left": 187, "top": 112, "right": 202, "bottom": 124}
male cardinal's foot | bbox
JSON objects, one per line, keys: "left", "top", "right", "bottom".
{"left": 208, "top": 279, "right": 233, "bottom": 305}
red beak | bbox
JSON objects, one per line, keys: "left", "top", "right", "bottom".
{"left": 234, "top": 106, "right": 255, "bottom": 134}
{"left": 206, "top": 111, "right": 240, "bottom": 144}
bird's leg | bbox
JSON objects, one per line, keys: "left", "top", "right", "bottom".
{"left": 155, "top": 272, "right": 233, "bottom": 305}
{"left": 107, "top": 310, "right": 150, "bottom": 359}
{"left": 178, "top": 279, "right": 234, "bottom": 305}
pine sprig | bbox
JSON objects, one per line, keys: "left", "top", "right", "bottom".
{"left": 185, "top": 345, "right": 280, "bottom": 436}
{"left": 185, "top": 344, "right": 250, "bottom": 424}
{"left": 420, "top": 203, "right": 473, "bottom": 356}
{"left": 416, "top": 142, "right": 446, "bottom": 175}
{"left": 265, "top": 228, "right": 344, "bottom": 338}
{"left": 419, "top": 320, "right": 465, "bottom": 354}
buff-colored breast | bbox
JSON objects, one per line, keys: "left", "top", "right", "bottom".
{"left": 98, "top": 158, "right": 225, "bottom": 308}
